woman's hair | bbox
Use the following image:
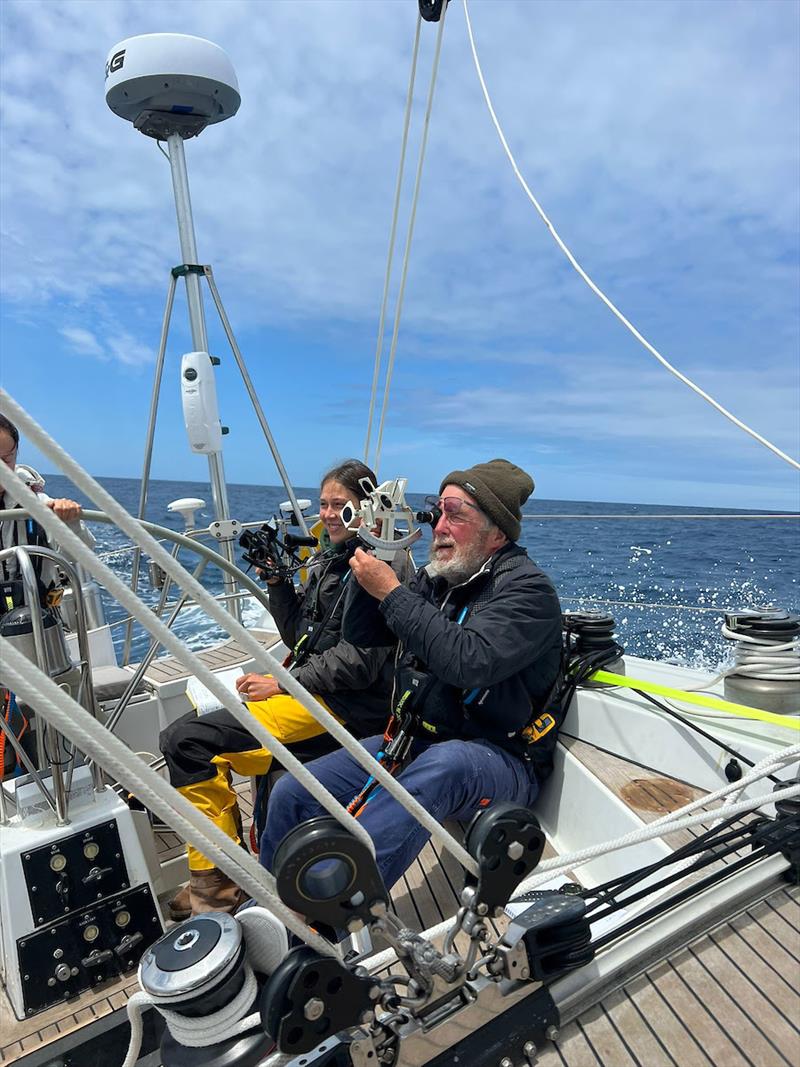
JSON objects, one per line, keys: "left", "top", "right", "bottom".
{"left": 319, "top": 459, "right": 377, "bottom": 501}
{"left": 0, "top": 414, "right": 19, "bottom": 447}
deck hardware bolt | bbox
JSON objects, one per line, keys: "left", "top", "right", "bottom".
{"left": 507, "top": 841, "right": 524, "bottom": 861}
{"left": 31, "top": 886, "right": 37, "bottom": 892}
{"left": 499, "top": 1058, "right": 513, "bottom": 1067}
{"left": 26, "top": 1008, "right": 33, "bottom": 1014}
{"left": 53, "top": 948, "right": 63, "bottom": 959}
{"left": 477, "top": 903, "right": 489, "bottom": 915}
{"left": 23, "top": 974, "right": 29, "bottom": 981}
{"left": 48, "top": 978, "right": 56, "bottom": 987}
{"left": 70, "top": 967, "right": 79, "bottom": 976}
{"left": 304, "top": 998, "right": 325, "bottom": 1021}
{"left": 545, "top": 1026, "right": 560, "bottom": 1042}
{"left": 25, "top": 853, "right": 30, "bottom": 859}
{"left": 519, "top": 966, "right": 530, "bottom": 979}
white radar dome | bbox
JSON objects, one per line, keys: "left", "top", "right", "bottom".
{"left": 105, "top": 33, "right": 240, "bottom": 139}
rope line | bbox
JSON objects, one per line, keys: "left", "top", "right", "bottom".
{"left": 461, "top": 0, "right": 800, "bottom": 473}
{"left": 363, "top": 743, "right": 800, "bottom": 973}
{"left": 372, "top": 2, "right": 449, "bottom": 476}
{"left": 0, "top": 390, "right": 479, "bottom": 878}
{"left": 364, "top": 14, "right": 422, "bottom": 464}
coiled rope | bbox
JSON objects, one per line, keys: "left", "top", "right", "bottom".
{"left": 461, "top": 0, "right": 800, "bottom": 473}
{"left": 122, "top": 907, "right": 287, "bottom": 1067}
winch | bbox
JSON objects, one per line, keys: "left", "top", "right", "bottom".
{"left": 723, "top": 610, "right": 800, "bottom": 715}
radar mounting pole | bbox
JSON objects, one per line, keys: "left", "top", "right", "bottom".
{"left": 165, "top": 131, "right": 240, "bottom": 621}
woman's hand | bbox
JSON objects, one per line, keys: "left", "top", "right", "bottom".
{"left": 48, "top": 498, "right": 82, "bottom": 522}
{"left": 349, "top": 547, "right": 400, "bottom": 601}
{"left": 235, "top": 673, "right": 282, "bottom": 702}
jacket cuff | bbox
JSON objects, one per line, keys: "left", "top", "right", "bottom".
{"left": 379, "top": 584, "right": 416, "bottom": 627}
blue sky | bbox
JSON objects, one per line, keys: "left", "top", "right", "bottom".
{"left": 1, "top": 0, "right": 798, "bottom": 509}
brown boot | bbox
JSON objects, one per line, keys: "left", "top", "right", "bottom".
{"left": 167, "top": 881, "right": 192, "bottom": 922}
{"left": 189, "top": 868, "right": 249, "bottom": 915}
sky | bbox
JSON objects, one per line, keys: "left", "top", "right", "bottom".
{"left": 1, "top": 0, "right": 798, "bottom": 509}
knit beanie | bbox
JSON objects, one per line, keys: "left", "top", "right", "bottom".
{"left": 439, "top": 459, "right": 534, "bottom": 542}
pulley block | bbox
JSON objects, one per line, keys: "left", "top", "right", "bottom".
{"left": 273, "top": 816, "right": 389, "bottom": 932}
{"left": 504, "top": 891, "right": 594, "bottom": 981}
{"left": 463, "top": 802, "right": 545, "bottom": 911}
{"left": 419, "top": 0, "right": 449, "bottom": 22}
{"left": 259, "top": 945, "right": 379, "bottom": 1054}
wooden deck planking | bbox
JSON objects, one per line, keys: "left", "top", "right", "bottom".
{"left": 2, "top": 731, "right": 797, "bottom": 1065}
{"left": 142, "top": 633, "right": 281, "bottom": 686}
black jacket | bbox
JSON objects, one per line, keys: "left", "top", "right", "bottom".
{"left": 343, "top": 544, "right": 563, "bottom": 777}
{"left": 267, "top": 543, "right": 409, "bottom": 736}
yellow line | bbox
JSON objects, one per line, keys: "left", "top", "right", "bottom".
{"left": 590, "top": 670, "right": 800, "bottom": 731}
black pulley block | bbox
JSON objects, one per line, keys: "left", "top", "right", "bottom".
{"left": 260, "top": 945, "right": 379, "bottom": 1055}
{"left": 463, "top": 802, "right": 545, "bottom": 911}
{"left": 419, "top": 0, "right": 449, "bottom": 22}
{"left": 505, "top": 891, "right": 594, "bottom": 981}
{"left": 273, "top": 815, "right": 389, "bottom": 931}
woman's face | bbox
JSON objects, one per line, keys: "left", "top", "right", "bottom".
{"left": 319, "top": 479, "right": 359, "bottom": 545}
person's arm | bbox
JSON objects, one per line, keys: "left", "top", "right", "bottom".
{"left": 291, "top": 640, "right": 391, "bottom": 694}
{"left": 379, "top": 571, "right": 561, "bottom": 689}
{"left": 342, "top": 549, "right": 411, "bottom": 647}
{"left": 267, "top": 577, "right": 305, "bottom": 649}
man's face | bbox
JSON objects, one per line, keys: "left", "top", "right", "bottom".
{"left": 427, "top": 484, "right": 505, "bottom": 584}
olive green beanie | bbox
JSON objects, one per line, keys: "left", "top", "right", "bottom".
{"left": 439, "top": 458, "right": 534, "bottom": 542}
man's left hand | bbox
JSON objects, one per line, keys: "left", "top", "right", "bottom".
{"left": 349, "top": 547, "right": 400, "bottom": 601}
{"left": 48, "top": 498, "right": 82, "bottom": 522}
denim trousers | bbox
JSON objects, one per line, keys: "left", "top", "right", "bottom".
{"left": 260, "top": 734, "right": 539, "bottom": 893}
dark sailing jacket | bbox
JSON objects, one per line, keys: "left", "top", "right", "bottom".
{"left": 267, "top": 542, "right": 410, "bottom": 736}
{"left": 343, "top": 543, "right": 564, "bottom": 778}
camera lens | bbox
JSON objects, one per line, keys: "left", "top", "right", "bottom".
{"left": 299, "top": 855, "right": 355, "bottom": 901}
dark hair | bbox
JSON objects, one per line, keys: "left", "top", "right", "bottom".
{"left": 0, "top": 415, "right": 19, "bottom": 448}
{"left": 319, "top": 459, "right": 377, "bottom": 501}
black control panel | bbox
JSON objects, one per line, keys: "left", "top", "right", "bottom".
{"left": 17, "top": 884, "right": 162, "bottom": 1015}
{"left": 21, "top": 820, "right": 132, "bottom": 926}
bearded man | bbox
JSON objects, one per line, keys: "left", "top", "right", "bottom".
{"left": 260, "top": 459, "right": 563, "bottom": 893}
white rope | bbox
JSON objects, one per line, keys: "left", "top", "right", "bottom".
{"left": 461, "top": 0, "right": 800, "bottom": 474}
{"left": 683, "top": 624, "right": 800, "bottom": 692}
{"left": 122, "top": 906, "right": 287, "bottom": 1067}
{"left": 363, "top": 743, "right": 800, "bottom": 973}
{"left": 372, "top": 2, "right": 449, "bottom": 476}
{"left": 0, "top": 391, "right": 479, "bottom": 878}
{"left": 0, "top": 640, "right": 334, "bottom": 957}
{"left": 364, "top": 13, "right": 422, "bottom": 463}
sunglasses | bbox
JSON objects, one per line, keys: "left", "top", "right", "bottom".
{"left": 425, "top": 495, "right": 482, "bottom": 525}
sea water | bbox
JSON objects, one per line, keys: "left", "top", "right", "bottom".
{"left": 42, "top": 474, "right": 798, "bottom": 671}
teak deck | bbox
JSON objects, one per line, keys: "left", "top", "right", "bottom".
{"left": 1, "top": 737, "right": 797, "bottom": 1066}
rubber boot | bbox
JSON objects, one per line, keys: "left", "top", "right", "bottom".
{"left": 166, "top": 881, "right": 192, "bottom": 922}
{"left": 189, "top": 868, "right": 249, "bottom": 916}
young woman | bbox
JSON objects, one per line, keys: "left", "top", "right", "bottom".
{"left": 161, "top": 459, "right": 411, "bottom": 918}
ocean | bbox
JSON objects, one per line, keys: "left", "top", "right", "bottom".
{"left": 41, "top": 474, "right": 798, "bottom": 671}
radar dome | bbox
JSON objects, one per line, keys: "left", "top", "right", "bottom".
{"left": 105, "top": 33, "right": 240, "bottom": 139}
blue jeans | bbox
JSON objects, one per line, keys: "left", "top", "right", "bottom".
{"left": 260, "top": 735, "right": 539, "bottom": 892}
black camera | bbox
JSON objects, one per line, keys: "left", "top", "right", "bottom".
{"left": 239, "top": 523, "right": 318, "bottom": 581}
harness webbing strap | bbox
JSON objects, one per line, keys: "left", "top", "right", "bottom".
{"left": 591, "top": 669, "right": 800, "bottom": 731}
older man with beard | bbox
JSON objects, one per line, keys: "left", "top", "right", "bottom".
{"left": 260, "top": 459, "right": 563, "bottom": 896}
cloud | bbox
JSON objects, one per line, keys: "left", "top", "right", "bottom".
{"left": 60, "top": 321, "right": 153, "bottom": 366}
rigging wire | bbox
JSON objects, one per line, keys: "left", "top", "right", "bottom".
{"left": 461, "top": 0, "right": 800, "bottom": 474}
{"left": 372, "top": 2, "right": 449, "bottom": 476}
{"left": 364, "top": 14, "right": 423, "bottom": 465}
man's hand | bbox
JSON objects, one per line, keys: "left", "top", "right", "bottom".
{"left": 349, "top": 547, "right": 400, "bottom": 601}
{"left": 48, "top": 498, "right": 82, "bottom": 522}
{"left": 236, "top": 673, "right": 282, "bottom": 702}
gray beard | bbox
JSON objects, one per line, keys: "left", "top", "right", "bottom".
{"left": 426, "top": 543, "right": 490, "bottom": 586}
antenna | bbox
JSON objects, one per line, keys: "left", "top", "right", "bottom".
{"left": 105, "top": 34, "right": 309, "bottom": 646}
